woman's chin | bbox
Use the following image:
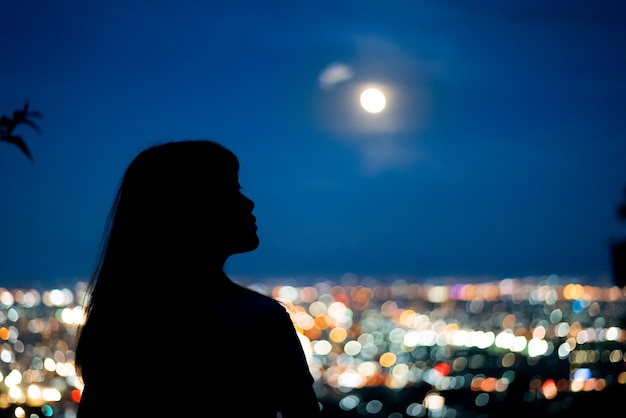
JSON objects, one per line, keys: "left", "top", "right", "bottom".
{"left": 234, "top": 236, "right": 260, "bottom": 254}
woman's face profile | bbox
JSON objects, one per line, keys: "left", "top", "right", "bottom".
{"left": 126, "top": 141, "right": 260, "bottom": 258}
{"left": 216, "top": 172, "right": 259, "bottom": 256}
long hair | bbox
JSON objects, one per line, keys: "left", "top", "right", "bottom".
{"left": 75, "top": 139, "right": 239, "bottom": 380}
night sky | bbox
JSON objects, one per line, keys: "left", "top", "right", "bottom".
{"left": 1, "top": 1, "right": 626, "bottom": 288}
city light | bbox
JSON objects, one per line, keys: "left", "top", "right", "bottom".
{"left": 0, "top": 276, "right": 624, "bottom": 417}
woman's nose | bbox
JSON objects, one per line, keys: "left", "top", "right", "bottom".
{"left": 243, "top": 194, "right": 255, "bottom": 210}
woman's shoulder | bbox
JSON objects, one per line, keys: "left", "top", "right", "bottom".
{"left": 222, "top": 282, "right": 290, "bottom": 317}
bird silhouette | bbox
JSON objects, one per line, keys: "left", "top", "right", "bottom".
{"left": 0, "top": 101, "right": 42, "bottom": 161}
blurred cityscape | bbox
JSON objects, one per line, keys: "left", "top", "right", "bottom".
{"left": 0, "top": 274, "right": 625, "bottom": 417}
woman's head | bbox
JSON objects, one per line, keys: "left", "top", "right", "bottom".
{"left": 103, "top": 139, "right": 258, "bottom": 273}
{"left": 76, "top": 139, "right": 258, "bottom": 379}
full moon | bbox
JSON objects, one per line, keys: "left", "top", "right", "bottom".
{"left": 360, "top": 88, "right": 386, "bottom": 113}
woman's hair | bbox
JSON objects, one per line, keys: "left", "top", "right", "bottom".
{"left": 75, "top": 139, "right": 239, "bottom": 377}
{"left": 96, "top": 139, "right": 238, "bottom": 276}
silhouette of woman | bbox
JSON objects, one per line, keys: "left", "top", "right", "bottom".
{"left": 75, "top": 140, "right": 320, "bottom": 417}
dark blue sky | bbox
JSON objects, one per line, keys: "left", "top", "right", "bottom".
{"left": 2, "top": 1, "right": 625, "bottom": 288}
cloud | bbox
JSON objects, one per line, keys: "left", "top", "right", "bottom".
{"left": 318, "top": 62, "right": 354, "bottom": 90}
{"left": 356, "top": 137, "right": 421, "bottom": 176}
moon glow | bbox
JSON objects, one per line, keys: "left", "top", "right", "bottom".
{"left": 360, "top": 88, "right": 386, "bottom": 113}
